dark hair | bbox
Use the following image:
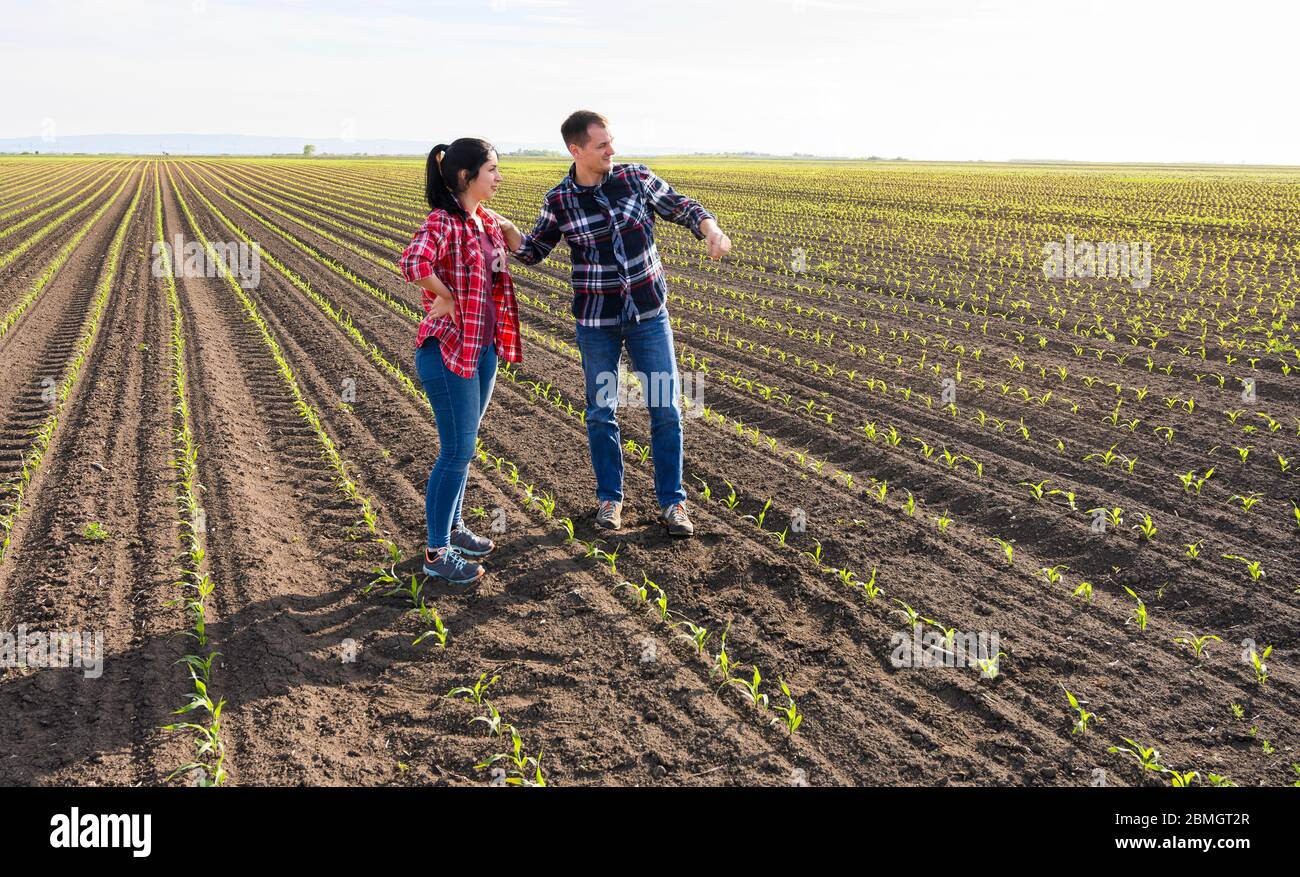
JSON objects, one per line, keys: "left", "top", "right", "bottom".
{"left": 424, "top": 138, "right": 496, "bottom": 218}
{"left": 561, "top": 111, "right": 609, "bottom": 150}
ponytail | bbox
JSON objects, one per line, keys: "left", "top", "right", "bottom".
{"left": 423, "top": 138, "right": 496, "bottom": 219}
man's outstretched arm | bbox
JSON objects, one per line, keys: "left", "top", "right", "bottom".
{"left": 634, "top": 163, "right": 730, "bottom": 260}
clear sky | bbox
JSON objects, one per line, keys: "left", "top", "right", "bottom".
{"left": 3, "top": 0, "right": 1296, "bottom": 163}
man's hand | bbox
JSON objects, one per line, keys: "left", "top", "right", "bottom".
{"left": 700, "top": 218, "right": 731, "bottom": 260}
{"left": 492, "top": 212, "right": 524, "bottom": 253}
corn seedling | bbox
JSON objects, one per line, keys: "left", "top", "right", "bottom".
{"left": 673, "top": 620, "right": 711, "bottom": 657}
{"left": 1040, "top": 564, "right": 1069, "bottom": 585}
{"left": 1108, "top": 737, "right": 1164, "bottom": 775}
{"left": 991, "top": 536, "right": 1014, "bottom": 566}
{"left": 975, "top": 651, "right": 1006, "bottom": 679}
{"left": 1221, "top": 553, "right": 1265, "bottom": 582}
{"left": 412, "top": 600, "right": 449, "bottom": 648}
{"left": 1132, "top": 513, "right": 1158, "bottom": 541}
{"left": 447, "top": 672, "right": 498, "bottom": 705}
{"left": 770, "top": 676, "right": 803, "bottom": 735}
{"left": 1173, "top": 633, "right": 1221, "bottom": 662}
{"left": 1229, "top": 493, "right": 1263, "bottom": 513}
{"left": 469, "top": 702, "right": 505, "bottom": 737}
{"left": 1062, "top": 686, "right": 1096, "bottom": 734}
{"left": 726, "top": 665, "right": 770, "bottom": 710}
{"left": 1249, "top": 645, "right": 1271, "bottom": 686}
{"left": 892, "top": 599, "right": 923, "bottom": 627}
{"left": 1123, "top": 586, "right": 1149, "bottom": 631}
{"left": 475, "top": 726, "right": 546, "bottom": 787}
{"left": 1019, "top": 479, "right": 1049, "bottom": 502}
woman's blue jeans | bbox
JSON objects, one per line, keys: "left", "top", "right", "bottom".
{"left": 415, "top": 339, "right": 497, "bottom": 550}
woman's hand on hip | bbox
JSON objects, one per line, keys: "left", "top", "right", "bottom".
{"left": 430, "top": 289, "right": 460, "bottom": 328}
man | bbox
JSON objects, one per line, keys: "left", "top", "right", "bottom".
{"left": 499, "top": 110, "right": 731, "bottom": 536}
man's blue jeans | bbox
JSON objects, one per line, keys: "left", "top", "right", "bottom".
{"left": 574, "top": 308, "right": 686, "bottom": 509}
{"left": 415, "top": 339, "right": 497, "bottom": 550}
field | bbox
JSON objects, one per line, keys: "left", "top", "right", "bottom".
{"left": 0, "top": 155, "right": 1297, "bottom": 787}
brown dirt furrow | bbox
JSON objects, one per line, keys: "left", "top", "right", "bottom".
{"left": 0, "top": 166, "right": 186, "bottom": 786}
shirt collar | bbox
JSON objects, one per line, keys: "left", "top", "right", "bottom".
{"left": 565, "top": 161, "right": 611, "bottom": 192}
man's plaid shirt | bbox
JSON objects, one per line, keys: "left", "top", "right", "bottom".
{"left": 510, "top": 162, "right": 715, "bottom": 326}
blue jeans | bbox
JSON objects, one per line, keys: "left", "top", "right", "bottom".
{"left": 574, "top": 308, "right": 686, "bottom": 508}
{"left": 416, "top": 339, "right": 497, "bottom": 550}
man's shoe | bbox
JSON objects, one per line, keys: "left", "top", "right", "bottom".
{"left": 451, "top": 523, "right": 495, "bottom": 557}
{"left": 423, "top": 546, "right": 485, "bottom": 584}
{"left": 659, "top": 502, "right": 694, "bottom": 537}
{"left": 595, "top": 500, "right": 622, "bottom": 530}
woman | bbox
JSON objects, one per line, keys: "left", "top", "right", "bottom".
{"left": 399, "top": 139, "right": 523, "bottom": 584}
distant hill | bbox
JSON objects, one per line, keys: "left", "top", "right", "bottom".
{"left": 0, "top": 133, "right": 563, "bottom": 156}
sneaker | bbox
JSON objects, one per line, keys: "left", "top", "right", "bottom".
{"left": 595, "top": 500, "right": 622, "bottom": 530}
{"left": 423, "top": 545, "right": 484, "bottom": 584}
{"left": 450, "top": 523, "right": 495, "bottom": 557}
{"left": 659, "top": 502, "right": 694, "bottom": 537}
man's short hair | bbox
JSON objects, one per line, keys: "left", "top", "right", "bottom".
{"left": 561, "top": 110, "right": 610, "bottom": 149}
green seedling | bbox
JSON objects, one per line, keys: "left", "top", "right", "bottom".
{"left": 469, "top": 702, "right": 505, "bottom": 737}
{"left": 1173, "top": 633, "right": 1221, "bottom": 662}
{"left": 991, "top": 537, "right": 1014, "bottom": 566}
{"left": 1108, "top": 737, "right": 1164, "bottom": 774}
{"left": 672, "top": 620, "right": 711, "bottom": 657}
{"left": 892, "top": 599, "right": 922, "bottom": 627}
{"left": 1229, "top": 493, "right": 1262, "bottom": 513}
{"left": 710, "top": 622, "right": 735, "bottom": 682}
{"left": 859, "top": 565, "right": 883, "bottom": 601}
{"left": 1123, "top": 586, "right": 1148, "bottom": 632}
{"left": 726, "top": 665, "right": 769, "bottom": 710}
{"left": 1132, "top": 514, "right": 1158, "bottom": 541}
{"left": 975, "top": 652, "right": 1007, "bottom": 680}
{"left": 412, "top": 600, "right": 449, "bottom": 648}
{"left": 770, "top": 676, "right": 803, "bottom": 735}
{"left": 1222, "top": 553, "right": 1265, "bottom": 582}
{"left": 802, "top": 539, "right": 826, "bottom": 569}
{"left": 447, "top": 672, "right": 498, "bottom": 705}
{"left": 722, "top": 480, "right": 740, "bottom": 509}
{"left": 1062, "top": 686, "right": 1096, "bottom": 734}
{"left": 741, "top": 498, "right": 773, "bottom": 530}
{"left": 1020, "top": 479, "right": 1049, "bottom": 502}
{"left": 1249, "top": 645, "right": 1271, "bottom": 686}
{"left": 475, "top": 726, "right": 545, "bottom": 786}
{"left": 1040, "top": 565, "right": 1069, "bottom": 585}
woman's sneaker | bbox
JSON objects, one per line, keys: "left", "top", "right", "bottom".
{"left": 423, "top": 545, "right": 484, "bottom": 584}
{"left": 450, "top": 523, "right": 495, "bottom": 556}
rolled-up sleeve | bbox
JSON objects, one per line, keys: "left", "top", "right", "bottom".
{"left": 634, "top": 163, "right": 714, "bottom": 240}
{"left": 512, "top": 197, "right": 563, "bottom": 266}
{"left": 400, "top": 212, "right": 450, "bottom": 283}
